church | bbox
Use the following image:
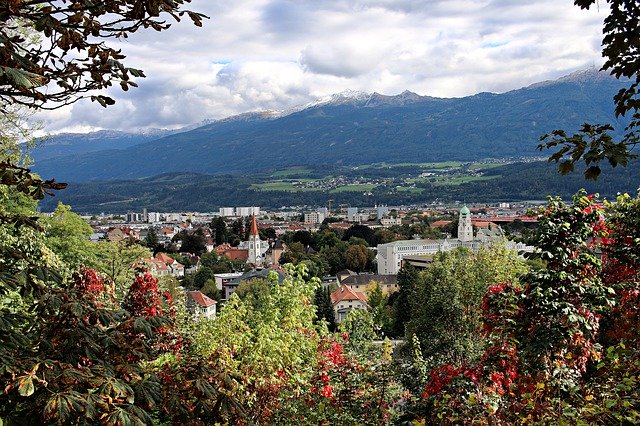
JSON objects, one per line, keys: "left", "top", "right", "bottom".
{"left": 237, "top": 214, "right": 270, "bottom": 266}
{"left": 376, "top": 206, "right": 532, "bottom": 275}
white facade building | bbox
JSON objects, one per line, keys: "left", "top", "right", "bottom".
{"left": 304, "top": 211, "right": 326, "bottom": 225}
{"left": 376, "top": 206, "right": 533, "bottom": 274}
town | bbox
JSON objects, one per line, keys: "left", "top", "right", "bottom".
{"left": 61, "top": 202, "right": 537, "bottom": 324}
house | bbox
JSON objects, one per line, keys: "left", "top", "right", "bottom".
{"left": 215, "top": 243, "right": 249, "bottom": 262}
{"left": 213, "top": 272, "right": 244, "bottom": 291}
{"left": 106, "top": 226, "right": 140, "bottom": 242}
{"left": 264, "top": 240, "right": 286, "bottom": 266}
{"left": 185, "top": 291, "right": 217, "bottom": 320}
{"left": 143, "top": 253, "right": 185, "bottom": 277}
{"left": 339, "top": 274, "right": 398, "bottom": 295}
{"left": 330, "top": 284, "right": 368, "bottom": 323}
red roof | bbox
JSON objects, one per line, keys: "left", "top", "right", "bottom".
{"left": 430, "top": 220, "right": 452, "bottom": 228}
{"left": 188, "top": 291, "right": 217, "bottom": 307}
{"left": 250, "top": 214, "right": 259, "bottom": 236}
{"left": 156, "top": 252, "right": 174, "bottom": 263}
{"left": 330, "top": 284, "right": 368, "bottom": 305}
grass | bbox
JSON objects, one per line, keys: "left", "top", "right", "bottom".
{"left": 396, "top": 187, "right": 423, "bottom": 193}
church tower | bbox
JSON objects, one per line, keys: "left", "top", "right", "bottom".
{"left": 248, "top": 214, "right": 262, "bottom": 266}
{"left": 458, "top": 205, "right": 473, "bottom": 242}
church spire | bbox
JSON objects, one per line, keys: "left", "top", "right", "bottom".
{"left": 250, "top": 214, "right": 259, "bottom": 237}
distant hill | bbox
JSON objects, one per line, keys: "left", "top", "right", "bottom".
{"left": 39, "top": 160, "right": 640, "bottom": 213}
{"left": 32, "top": 68, "right": 630, "bottom": 182}
{"left": 30, "top": 129, "right": 173, "bottom": 162}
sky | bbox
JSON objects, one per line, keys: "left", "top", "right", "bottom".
{"left": 35, "top": 0, "right": 608, "bottom": 134}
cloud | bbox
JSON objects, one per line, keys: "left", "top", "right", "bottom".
{"left": 33, "top": 0, "right": 609, "bottom": 133}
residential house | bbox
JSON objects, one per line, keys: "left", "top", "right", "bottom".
{"left": 106, "top": 226, "right": 140, "bottom": 242}
{"left": 339, "top": 274, "right": 399, "bottom": 295}
{"left": 330, "top": 284, "right": 368, "bottom": 323}
{"left": 144, "top": 253, "right": 185, "bottom": 277}
{"left": 185, "top": 291, "right": 217, "bottom": 320}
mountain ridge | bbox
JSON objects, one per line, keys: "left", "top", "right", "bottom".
{"left": 31, "top": 68, "right": 629, "bottom": 182}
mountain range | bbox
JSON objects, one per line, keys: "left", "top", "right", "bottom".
{"left": 31, "top": 68, "right": 630, "bottom": 182}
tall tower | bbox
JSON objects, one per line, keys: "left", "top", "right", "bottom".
{"left": 248, "top": 214, "right": 262, "bottom": 265}
{"left": 458, "top": 205, "right": 473, "bottom": 242}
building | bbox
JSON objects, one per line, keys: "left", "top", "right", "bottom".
{"left": 330, "top": 284, "right": 368, "bottom": 323}
{"left": 143, "top": 253, "right": 185, "bottom": 277}
{"left": 213, "top": 272, "right": 244, "bottom": 291}
{"left": 376, "top": 206, "right": 533, "bottom": 275}
{"left": 304, "top": 211, "right": 326, "bottom": 225}
{"left": 339, "top": 273, "right": 399, "bottom": 294}
{"left": 458, "top": 205, "right": 473, "bottom": 242}
{"left": 247, "top": 214, "right": 263, "bottom": 266}
{"left": 219, "top": 207, "right": 235, "bottom": 217}
{"left": 236, "top": 206, "right": 260, "bottom": 217}
{"left": 185, "top": 291, "right": 217, "bottom": 320}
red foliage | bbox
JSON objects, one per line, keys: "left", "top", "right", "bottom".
{"left": 72, "top": 266, "right": 106, "bottom": 296}
{"left": 123, "top": 271, "right": 164, "bottom": 317}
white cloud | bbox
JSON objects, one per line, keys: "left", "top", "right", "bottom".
{"left": 34, "top": 0, "right": 609, "bottom": 133}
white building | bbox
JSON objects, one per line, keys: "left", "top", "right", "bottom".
{"left": 376, "top": 206, "right": 533, "bottom": 274}
{"left": 380, "top": 217, "right": 402, "bottom": 227}
{"left": 304, "top": 211, "right": 326, "bottom": 225}
{"left": 347, "top": 207, "right": 359, "bottom": 222}
{"left": 236, "top": 206, "right": 260, "bottom": 217}
{"left": 240, "top": 215, "right": 269, "bottom": 266}
{"left": 219, "top": 207, "right": 235, "bottom": 217}
{"left": 186, "top": 291, "right": 217, "bottom": 320}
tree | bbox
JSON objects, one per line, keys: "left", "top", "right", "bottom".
{"left": 173, "top": 230, "right": 206, "bottom": 255}
{"left": 209, "top": 217, "right": 227, "bottom": 245}
{"left": 405, "top": 245, "right": 528, "bottom": 367}
{"left": 344, "top": 244, "right": 368, "bottom": 272}
{"left": 338, "top": 309, "right": 376, "bottom": 357}
{"left": 91, "top": 240, "right": 151, "bottom": 294}
{"left": 342, "top": 224, "right": 375, "bottom": 246}
{"left": 144, "top": 227, "right": 161, "bottom": 253}
{"left": 192, "top": 265, "right": 214, "bottom": 289}
{"left": 314, "top": 285, "right": 337, "bottom": 331}
{"left": 391, "top": 264, "right": 418, "bottom": 337}
{"left": 416, "top": 192, "right": 640, "bottom": 424}
{"left": 42, "top": 202, "right": 96, "bottom": 271}
{"left": 539, "top": 0, "right": 640, "bottom": 179}
{"left": 0, "top": 0, "right": 205, "bottom": 111}
{"left": 200, "top": 278, "right": 221, "bottom": 301}
{"left": 367, "top": 282, "right": 392, "bottom": 337}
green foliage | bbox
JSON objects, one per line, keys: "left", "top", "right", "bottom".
{"left": 41, "top": 202, "right": 95, "bottom": 271}
{"left": 391, "top": 264, "right": 418, "bottom": 337}
{"left": 314, "top": 285, "right": 337, "bottom": 332}
{"left": 187, "top": 264, "right": 320, "bottom": 422}
{"left": 338, "top": 309, "right": 376, "bottom": 357}
{"left": 367, "top": 282, "right": 392, "bottom": 337}
{"left": 406, "top": 244, "right": 528, "bottom": 367}
{"left": 416, "top": 191, "right": 640, "bottom": 424}
{"left": 90, "top": 240, "right": 151, "bottom": 295}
